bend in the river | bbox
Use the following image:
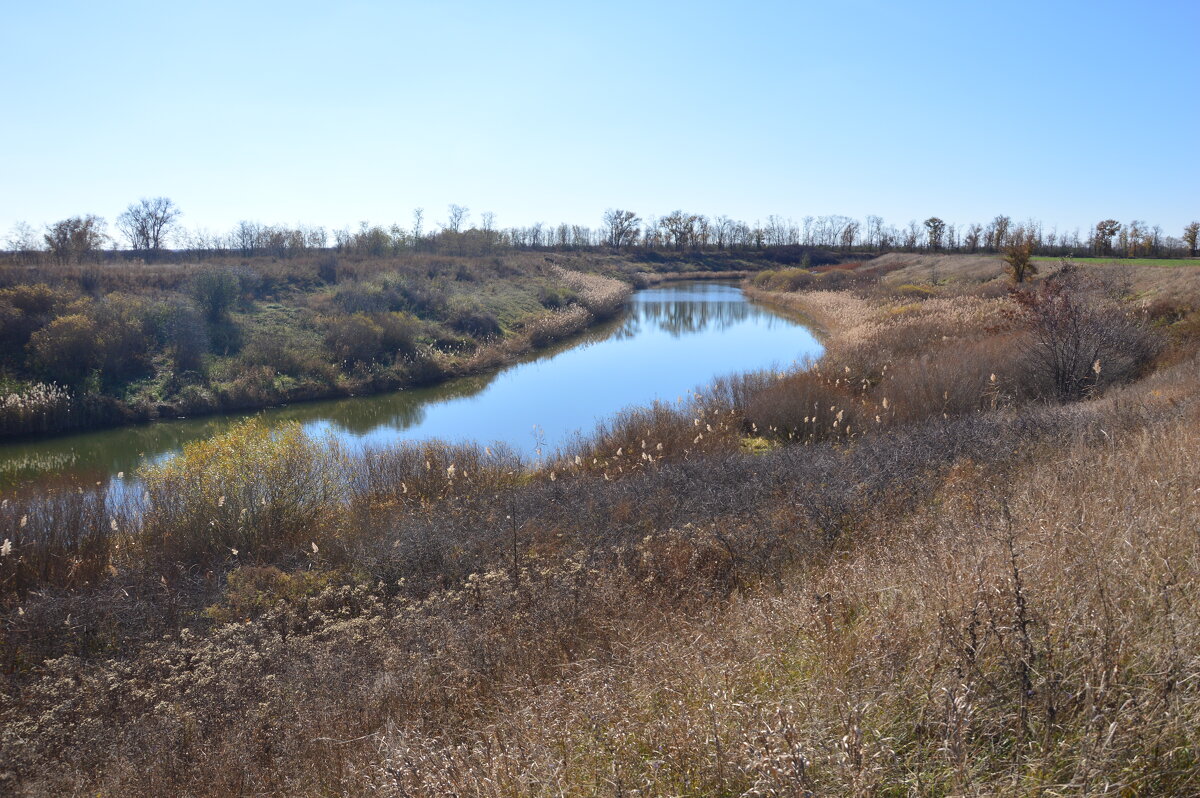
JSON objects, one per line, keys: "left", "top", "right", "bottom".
{"left": 0, "top": 282, "right": 822, "bottom": 495}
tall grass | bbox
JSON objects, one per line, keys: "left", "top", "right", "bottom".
{"left": 0, "top": 262, "right": 1191, "bottom": 795}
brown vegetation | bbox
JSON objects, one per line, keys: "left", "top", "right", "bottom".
{"left": 3, "top": 255, "right": 1199, "bottom": 795}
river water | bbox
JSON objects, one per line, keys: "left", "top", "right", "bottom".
{"left": 0, "top": 282, "right": 821, "bottom": 492}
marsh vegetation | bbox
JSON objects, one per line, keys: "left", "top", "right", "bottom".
{"left": 3, "top": 252, "right": 1200, "bottom": 795}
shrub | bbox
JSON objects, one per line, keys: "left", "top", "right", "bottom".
{"left": 157, "top": 299, "right": 209, "bottom": 373}
{"left": 89, "top": 295, "right": 154, "bottom": 383}
{"left": 447, "top": 300, "right": 501, "bottom": 338}
{"left": 0, "top": 284, "right": 80, "bottom": 363}
{"left": 203, "top": 565, "right": 339, "bottom": 624}
{"left": 325, "top": 312, "right": 385, "bottom": 364}
{"left": 892, "top": 283, "right": 938, "bottom": 299}
{"left": 750, "top": 268, "right": 815, "bottom": 292}
{"left": 332, "top": 284, "right": 392, "bottom": 314}
{"left": 189, "top": 269, "right": 240, "bottom": 323}
{"left": 376, "top": 311, "right": 420, "bottom": 357}
{"left": 537, "top": 283, "right": 578, "bottom": 309}
{"left": 742, "top": 369, "right": 862, "bottom": 442}
{"left": 317, "top": 253, "right": 339, "bottom": 284}
{"left": 27, "top": 313, "right": 100, "bottom": 385}
{"left": 1012, "top": 269, "right": 1162, "bottom": 399}
{"left": 140, "top": 419, "right": 347, "bottom": 564}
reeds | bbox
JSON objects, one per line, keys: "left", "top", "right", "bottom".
{"left": 0, "top": 382, "right": 72, "bottom": 436}
{"left": 0, "top": 259, "right": 1193, "bottom": 796}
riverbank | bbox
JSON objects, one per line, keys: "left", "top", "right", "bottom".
{"left": 5, "top": 258, "right": 1200, "bottom": 795}
{"left": 0, "top": 281, "right": 820, "bottom": 489}
{"left": 0, "top": 258, "right": 631, "bottom": 442}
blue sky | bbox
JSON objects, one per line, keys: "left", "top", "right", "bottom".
{"left": 2, "top": 0, "right": 1197, "bottom": 241}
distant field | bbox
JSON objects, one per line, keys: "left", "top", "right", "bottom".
{"left": 1032, "top": 255, "right": 1200, "bottom": 267}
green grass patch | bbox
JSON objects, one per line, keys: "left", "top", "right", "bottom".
{"left": 1032, "top": 256, "right": 1200, "bottom": 267}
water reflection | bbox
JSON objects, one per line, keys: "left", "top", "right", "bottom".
{"left": 0, "top": 282, "right": 822, "bottom": 491}
{"left": 621, "top": 285, "right": 755, "bottom": 338}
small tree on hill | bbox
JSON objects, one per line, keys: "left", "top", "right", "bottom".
{"left": 1003, "top": 237, "right": 1037, "bottom": 284}
{"left": 923, "top": 217, "right": 946, "bottom": 251}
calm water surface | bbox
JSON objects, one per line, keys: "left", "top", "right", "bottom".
{"left": 0, "top": 282, "right": 820, "bottom": 492}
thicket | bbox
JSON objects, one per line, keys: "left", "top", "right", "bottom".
{"left": 0, "top": 254, "right": 631, "bottom": 439}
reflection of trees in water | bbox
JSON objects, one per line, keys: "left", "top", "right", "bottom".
{"left": 622, "top": 299, "right": 753, "bottom": 338}
{"left": 2, "top": 285, "right": 809, "bottom": 491}
{"left": 290, "top": 371, "right": 501, "bottom": 437}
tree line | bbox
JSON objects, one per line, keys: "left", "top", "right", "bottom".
{"left": 6, "top": 198, "right": 1199, "bottom": 262}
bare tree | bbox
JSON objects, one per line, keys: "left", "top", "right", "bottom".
{"left": 962, "top": 223, "right": 982, "bottom": 253}
{"left": 840, "top": 220, "right": 860, "bottom": 251}
{"left": 984, "top": 215, "right": 1011, "bottom": 252}
{"left": 5, "top": 221, "right": 40, "bottom": 252}
{"left": 660, "top": 210, "right": 700, "bottom": 251}
{"left": 602, "top": 209, "right": 640, "bottom": 249}
{"left": 445, "top": 204, "right": 469, "bottom": 234}
{"left": 117, "top": 197, "right": 181, "bottom": 254}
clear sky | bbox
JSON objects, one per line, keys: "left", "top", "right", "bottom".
{"left": 2, "top": 0, "right": 1197, "bottom": 242}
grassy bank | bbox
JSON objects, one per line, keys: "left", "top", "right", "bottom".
{"left": 3, "top": 255, "right": 1199, "bottom": 794}
{"left": 0, "top": 253, "right": 630, "bottom": 440}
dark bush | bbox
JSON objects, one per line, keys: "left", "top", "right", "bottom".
{"left": 448, "top": 301, "right": 501, "bottom": 338}
{"left": 317, "top": 253, "right": 339, "bottom": 284}
{"left": 189, "top": 269, "right": 241, "bottom": 323}
{"left": 27, "top": 313, "right": 101, "bottom": 386}
{"left": 1013, "top": 268, "right": 1162, "bottom": 400}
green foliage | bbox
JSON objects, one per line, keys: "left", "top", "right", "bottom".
{"left": 893, "top": 283, "right": 939, "bottom": 298}
{"left": 156, "top": 299, "right": 209, "bottom": 373}
{"left": 447, "top": 299, "right": 501, "bottom": 338}
{"left": 0, "top": 255, "right": 629, "bottom": 435}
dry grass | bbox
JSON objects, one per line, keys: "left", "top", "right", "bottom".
{"left": 1, "top": 260, "right": 1196, "bottom": 796}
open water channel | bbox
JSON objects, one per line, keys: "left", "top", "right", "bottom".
{"left": 0, "top": 281, "right": 821, "bottom": 496}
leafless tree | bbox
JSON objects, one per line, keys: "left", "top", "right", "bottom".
{"left": 117, "top": 197, "right": 181, "bottom": 253}
{"left": 840, "top": 220, "right": 860, "bottom": 251}
{"left": 660, "top": 210, "right": 700, "bottom": 251}
{"left": 602, "top": 209, "right": 640, "bottom": 249}
{"left": 445, "top": 204, "right": 469, "bottom": 234}
{"left": 5, "top": 221, "right": 40, "bottom": 252}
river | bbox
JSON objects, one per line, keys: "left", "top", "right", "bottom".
{"left": 0, "top": 281, "right": 821, "bottom": 493}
